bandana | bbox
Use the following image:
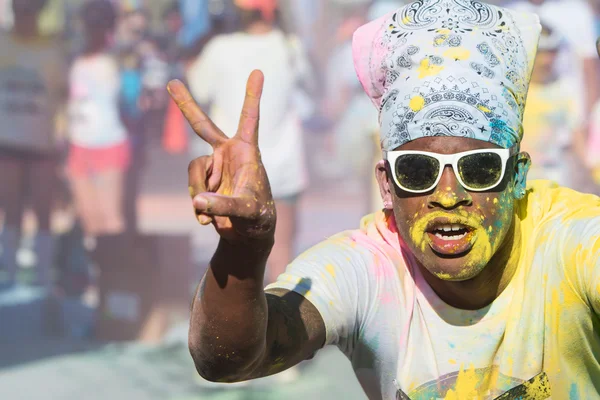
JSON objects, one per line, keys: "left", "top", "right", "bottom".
{"left": 234, "top": 0, "right": 278, "bottom": 23}
{"left": 352, "top": 0, "right": 541, "bottom": 150}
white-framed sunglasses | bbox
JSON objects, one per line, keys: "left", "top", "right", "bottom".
{"left": 383, "top": 147, "right": 519, "bottom": 194}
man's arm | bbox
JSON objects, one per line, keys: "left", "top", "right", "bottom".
{"left": 189, "top": 238, "right": 326, "bottom": 383}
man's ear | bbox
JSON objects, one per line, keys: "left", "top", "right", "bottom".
{"left": 513, "top": 151, "right": 531, "bottom": 200}
{"left": 376, "top": 160, "right": 394, "bottom": 209}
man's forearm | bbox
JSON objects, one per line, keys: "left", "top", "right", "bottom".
{"left": 189, "top": 237, "right": 274, "bottom": 382}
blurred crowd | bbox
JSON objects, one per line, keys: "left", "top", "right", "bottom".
{"left": 0, "top": 0, "right": 599, "bottom": 343}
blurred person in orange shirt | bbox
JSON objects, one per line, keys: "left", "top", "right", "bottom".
{"left": 66, "top": 0, "right": 130, "bottom": 246}
{"left": 0, "top": 0, "right": 67, "bottom": 290}
{"left": 520, "top": 24, "right": 582, "bottom": 187}
{"left": 186, "top": 0, "right": 312, "bottom": 285}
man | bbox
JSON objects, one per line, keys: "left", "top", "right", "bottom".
{"left": 168, "top": 1, "right": 600, "bottom": 399}
{"left": 0, "top": 0, "right": 67, "bottom": 290}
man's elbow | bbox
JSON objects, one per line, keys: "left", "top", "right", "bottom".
{"left": 188, "top": 340, "right": 264, "bottom": 383}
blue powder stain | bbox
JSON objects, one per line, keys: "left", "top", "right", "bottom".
{"left": 369, "top": 333, "right": 381, "bottom": 351}
{"left": 569, "top": 384, "right": 579, "bottom": 400}
{"left": 448, "top": 342, "right": 455, "bottom": 349}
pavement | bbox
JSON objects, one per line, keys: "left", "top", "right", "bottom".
{"left": 0, "top": 136, "right": 372, "bottom": 399}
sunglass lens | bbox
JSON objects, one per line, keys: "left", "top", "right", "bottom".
{"left": 458, "top": 152, "right": 503, "bottom": 189}
{"left": 395, "top": 154, "right": 440, "bottom": 191}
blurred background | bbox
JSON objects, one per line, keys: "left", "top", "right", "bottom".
{"left": 0, "top": 0, "right": 598, "bottom": 398}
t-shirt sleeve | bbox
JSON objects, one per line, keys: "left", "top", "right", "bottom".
{"left": 265, "top": 234, "right": 373, "bottom": 357}
{"left": 560, "top": 194, "right": 600, "bottom": 315}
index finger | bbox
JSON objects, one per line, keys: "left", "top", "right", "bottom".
{"left": 167, "top": 79, "right": 227, "bottom": 147}
{"left": 236, "top": 70, "right": 264, "bottom": 145}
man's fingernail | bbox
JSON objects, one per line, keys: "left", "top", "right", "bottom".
{"left": 194, "top": 196, "right": 208, "bottom": 210}
{"left": 198, "top": 215, "right": 212, "bottom": 225}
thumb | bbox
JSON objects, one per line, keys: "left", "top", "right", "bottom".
{"left": 193, "top": 193, "right": 262, "bottom": 219}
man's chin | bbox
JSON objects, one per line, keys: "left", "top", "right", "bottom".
{"left": 420, "top": 253, "right": 488, "bottom": 282}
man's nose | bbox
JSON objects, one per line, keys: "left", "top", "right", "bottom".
{"left": 427, "top": 166, "right": 473, "bottom": 209}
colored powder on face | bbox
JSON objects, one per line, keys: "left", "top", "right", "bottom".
{"left": 409, "top": 210, "right": 493, "bottom": 279}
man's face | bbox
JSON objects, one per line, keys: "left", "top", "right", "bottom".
{"left": 377, "top": 136, "right": 528, "bottom": 282}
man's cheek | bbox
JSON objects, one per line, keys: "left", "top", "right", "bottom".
{"left": 481, "top": 192, "right": 514, "bottom": 249}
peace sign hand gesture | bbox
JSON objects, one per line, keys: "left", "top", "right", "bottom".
{"left": 168, "top": 70, "right": 276, "bottom": 244}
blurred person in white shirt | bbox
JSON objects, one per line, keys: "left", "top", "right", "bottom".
{"left": 186, "top": 0, "right": 312, "bottom": 284}
{"left": 507, "top": 0, "right": 600, "bottom": 131}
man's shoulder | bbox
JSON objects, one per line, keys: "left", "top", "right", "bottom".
{"left": 521, "top": 180, "right": 600, "bottom": 228}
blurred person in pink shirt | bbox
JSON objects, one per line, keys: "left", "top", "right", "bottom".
{"left": 67, "top": 0, "right": 130, "bottom": 246}
{"left": 0, "top": 0, "right": 67, "bottom": 290}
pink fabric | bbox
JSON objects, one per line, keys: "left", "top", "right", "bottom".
{"left": 352, "top": 11, "right": 395, "bottom": 111}
{"left": 353, "top": 210, "right": 417, "bottom": 347}
{"left": 234, "top": 0, "right": 278, "bottom": 22}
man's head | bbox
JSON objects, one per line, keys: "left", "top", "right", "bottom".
{"left": 531, "top": 24, "right": 562, "bottom": 83}
{"left": 376, "top": 136, "right": 530, "bottom": 281}
{"left": 12, "top": 0, "right": 47, "bottom": 29}
{"left": 354, "top": 0, "right": 540, "bottom": 281}
{"left": 81, "top": 0, "right": 117, "bottom": 52}
{"left": 234, "top": 0, "right": 278, "bottom": 28}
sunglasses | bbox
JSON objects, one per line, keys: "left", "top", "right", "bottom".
{"left": 383, "top": 147, "right": 518, "bottom": 194}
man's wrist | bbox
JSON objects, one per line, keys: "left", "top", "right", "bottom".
{"left": 210, "top": 235, "right": 274, "bottom": 284}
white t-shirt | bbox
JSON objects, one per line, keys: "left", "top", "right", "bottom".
{"left": 186, "top": 30, "right": 309, "bottom": 199}
{"left": 68, "top": 53, "right": 127, "bottom": 148}
{"left": 267, "top": 181, "right": 600, "bottom": 399}
{"left": 508, "top": 0, "right": 597, "bottom": 115}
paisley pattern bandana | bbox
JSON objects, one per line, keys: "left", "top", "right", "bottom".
{"left": 352, "top": 0, "right": 541, "bottom": 150}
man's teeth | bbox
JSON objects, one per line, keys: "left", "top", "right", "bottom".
{"left": 434, "top": 232, "right": 467, "bottom": 240}
{"left": 439, "top": 224, "right": 464, "bottom": 232}
{"left": 432, "top": 224, "right": 469, "bottom": 240}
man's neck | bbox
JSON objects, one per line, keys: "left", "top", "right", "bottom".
{"left": 420, "top": 218, "right": 522, "bottom": 310}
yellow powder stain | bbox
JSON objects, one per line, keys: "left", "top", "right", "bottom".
{"left": 478, "top": 105, "right": 491, "bottom": 113}
{"left": 409, "top": 95, "right": 426, "bottom": 111}
{"left": 486, "top": 197, "right": 490, "bottom": 202}
{"left": 325, "top": 264, "right": 336, "bottom": 278}
{"left": 402, "top": 15, "right": 411, "bottom": 24}
{"left": 437, "top": 28, "right": 451, "bottom": 35}
{"left": 446, "top": 187, "right": 452, "bottom": 191}
{"left": 417, "top": 58, "right": 445, "bottom": 79}
{"left": 443, "top": 47, "right": 471, "bottom": 61}
{"left": 188, "top": 186, "right": 195, "bottom": 197}
{"left": 444, "top": 365, "right": 479, "bottom": 400}
{"left": 434, "top": 35, "right": 447, "bottom": 46}
{"left": 523, "top": 373, "right": 552, "bottom": 399}
{"left": 493, "top": 198, "right": 499, "bottom": 205}
{"left": 449, "top": 359, "right": 457, "bottom": 365}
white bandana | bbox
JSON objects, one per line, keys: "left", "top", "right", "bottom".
{"left": 352, "top": 0, "right": 541, "bottom": 150}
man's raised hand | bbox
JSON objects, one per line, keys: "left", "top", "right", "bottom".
{"left": 167, "top": 70, "right": 276, "bottom": 243}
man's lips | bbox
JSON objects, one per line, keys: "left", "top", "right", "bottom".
{"left": 425, "top": 219, "right": 477, "bottom": 256}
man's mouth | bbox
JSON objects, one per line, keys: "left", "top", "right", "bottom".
{"left": 425, "top": 221, "right": 476, "bottom": 256}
